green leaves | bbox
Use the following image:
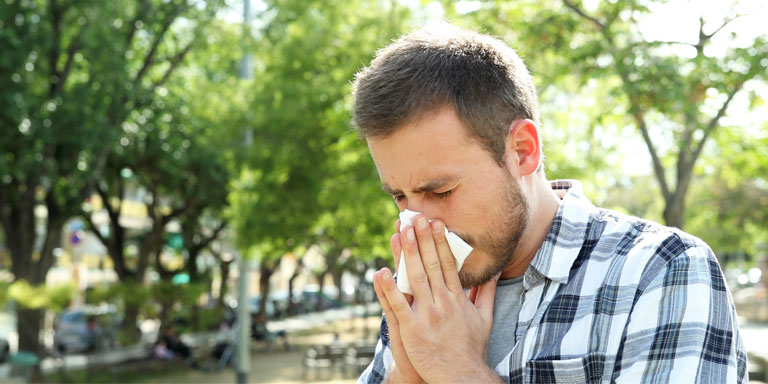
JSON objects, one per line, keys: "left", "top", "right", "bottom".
{"left": 6, "top": 280, "right": 74, "bottom": 313}
{"left": 226, "top": 0, "right": 403, "bottom": 268}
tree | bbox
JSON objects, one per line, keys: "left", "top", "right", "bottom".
{"left": 1, "top": 0, "right": 224, "bottom": 356}
{"left": 685, "top": 125, "right": 768, "bottom": 261}
{"left": 1, "top": 0, "right": 127, "bottom": 364}
{"left": 228, "top": 0, "right": 408, "bottom": 315}
{"left": 458, "top": 0, "right": 768, "bottom": 228}
{"left": 312, "top": 132, "right": 398, "bottom": 305}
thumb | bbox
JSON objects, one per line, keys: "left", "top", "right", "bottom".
{"left": 474, "top": 273, "right": 500, "bottom": 323}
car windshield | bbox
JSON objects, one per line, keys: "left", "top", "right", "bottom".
{"left": 60, "top": 311, "right": 85, "bottom": 323}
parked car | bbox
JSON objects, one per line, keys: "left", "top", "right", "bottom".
{"left": 249, "top": 295, "right": 277, "bottom": 319}
{"left": 54, "top": 305, "right": 122, "bottom": 353}
{"left": 0, "top": 305, "right": 16, "bottom": 363}
{"left": 298, "top": 285, "right": 344, "bottom": 312}
{"left": 0, "top": 336, "right": 8, "bottom": 363}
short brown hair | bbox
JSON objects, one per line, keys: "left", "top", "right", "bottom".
{"left": 352, "top": 24, "right": 540, "bottom": 165}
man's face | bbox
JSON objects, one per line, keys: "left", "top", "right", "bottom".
{"left": 368, "top": 108, "right": 530, "bottom": 288}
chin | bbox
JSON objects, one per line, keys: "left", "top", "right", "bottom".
{"left": 458, "top": 252, "right": 497, "bottom": 288}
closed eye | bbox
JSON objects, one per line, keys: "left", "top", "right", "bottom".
{"left": 433, "top": 190, "right": 452, "bottom": 199}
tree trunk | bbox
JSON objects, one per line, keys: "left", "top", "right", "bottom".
{"left": 218, "top": 258, "right": 231, "bottom": 307}
{"left": 316, "top": 270, "right": 327, "bottom": 312}
{"left": 355, "top": 262, "right": 368, "bottom": 305}
{"left": 2, "top": 188, "right": 64, "bottom": 383}
{"left": 258, "top": 261, "right": 278, "bottom": 317}
{"left": 332, "top": 267, "right": 343, "bottom": 302}
{"left": 663, "top": 198, "right": 685, "bottom": 229}
{"left": 16, "top": 308, "right": 44, "bottom": 382}
{"left": 187, "top": 247, "right": 200, "bottom": 282}
{"left": 287, "top": 258, "right": 303, "bottom": 315}
{"left": 122, "top": 298, "right": 142, "bottom": 343}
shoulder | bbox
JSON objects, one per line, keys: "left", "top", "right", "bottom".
{"left": 589, "top": 208, "right": 719, "bottom": 290}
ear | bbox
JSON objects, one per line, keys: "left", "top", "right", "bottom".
{"left": 504, "top": 119, "right": 541, "bottom": 176}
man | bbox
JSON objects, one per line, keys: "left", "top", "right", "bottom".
{"left": 353, "top": 24, "right": 747, "bottom": 383}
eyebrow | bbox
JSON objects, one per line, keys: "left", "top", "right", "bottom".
{"left": 381, "top": 177, "right": 456, "bottom": 195}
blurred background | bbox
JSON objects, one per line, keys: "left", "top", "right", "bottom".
{"left": 0, "top": 0, "right": 766, "bottom": 382}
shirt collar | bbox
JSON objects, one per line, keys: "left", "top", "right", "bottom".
{"left": 523, "top": 179, "right": 594, "bottom": 289}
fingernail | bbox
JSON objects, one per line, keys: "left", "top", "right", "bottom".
{"left": 382, "top": 269, "right": 391, "bottom": 280}
{"left": 416, "top": 217, "right": 428, "bottom": 230}
{"left": 406, "top": 228, "right": 415, "bottom": 241}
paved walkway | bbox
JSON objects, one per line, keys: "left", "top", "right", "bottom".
{"left": 141, "top": 315, "right": 382, "bottom": 383}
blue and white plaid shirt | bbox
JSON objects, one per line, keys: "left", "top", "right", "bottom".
{"left": 359, "top": 180, "right": 747, "bottom": 383}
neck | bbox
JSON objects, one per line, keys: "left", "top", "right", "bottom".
{"left": 499, "top": 176, "right": 562, "bottom": 280}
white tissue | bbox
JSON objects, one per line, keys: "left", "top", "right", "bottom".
{"left": 396, "top": 209, "right": 473, "bottom": 294}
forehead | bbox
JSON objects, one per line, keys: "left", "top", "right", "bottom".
{"left": 367, "top": 108, "right": 492, "bottom": 191}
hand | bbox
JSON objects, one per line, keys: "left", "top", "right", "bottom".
{"left": 375, "top": 215, "right": 501, "bottom": 383}
{"left": 371, "top": 219, "right": 422, "bottom": 383}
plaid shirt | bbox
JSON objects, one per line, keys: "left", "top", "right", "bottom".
{"left": 359, "top": 180, "right": 747, "bottom": 383}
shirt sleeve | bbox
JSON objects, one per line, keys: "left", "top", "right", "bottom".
{"left": 612, "top": 241, "right": 748, "bottom": 383}
{"left": 358, "top": 314, "right": 394, "bottom": 384}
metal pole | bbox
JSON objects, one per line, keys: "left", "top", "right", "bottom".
{"left": 240, "top": 0, "right": 253, "bottom": 80}
{"left": 236, "top": 252, "right": 250, "bottom": 384}
{"left": 237, "top": 2, "right": 253, "bottom": 383}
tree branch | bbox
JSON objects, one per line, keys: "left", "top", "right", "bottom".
{"left": 562, "top": 0, "right": 606, "bottom": 31}
{"left": 48, "top": 0, "right": 63, "bottom": 96}
{"left": 133, "top": 7, "right": 181, "bottom": 86}
{"left": 51, "top": 29, "right": 83, "bottom": 98}
{"left": 126, "top": 0, "right": 151, "bottom": 46}
{"left": 83, "top": 212, "right": 108, "bottom": 248}
{"left": 690, "top": 82, "right": 743, "bottom": 166}
{"left": 162, "top": 197, "right": 196, "bottom": 225}
{"left": 696, "top": 14, "right": 744, "bottom": 53}
{"left": 704, "top": 14, "right": 743, "bottom": 40}
{"left": 149, "top": 41, "right": 194, "bottom": 93}
{"left": 96, "top": 181, "right": 120, "bottom": 229}
{"left": 199, "top": 220, "right": 227, "bottom": 251}
{"left": 633, "top": 109, "right": 671, "bottom": 199}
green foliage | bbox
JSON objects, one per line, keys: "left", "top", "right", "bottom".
{"left": 228, "top": 0, "right": 407, "bottom": 267}
{"left": 450, "top": 0, "right": 768, "bottom": 229}
{"left": 686, "top": 125, "right": 768, "bottom": 258}
{"left": 87, "top": 282, "right": 154, "bottom": 316}
{"left": 0, "top": 282, "right": 8, "bottom": 307}
{"left": 7, "top": 280, "right": 74, "bottom": 313}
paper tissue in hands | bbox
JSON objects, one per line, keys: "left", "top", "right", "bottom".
{"left": 396, "top": 210, "right": 473, "bottom": 294}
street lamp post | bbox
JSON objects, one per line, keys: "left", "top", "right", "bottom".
{"left": 235, "top": 250, "right": 250, "bottom": 384}
{"left": 236, "top": 1, "right": 253, "bottom": 382}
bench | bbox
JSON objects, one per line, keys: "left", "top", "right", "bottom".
{"left": 345, "top": 341, "right": 377, "bottom": 375}
{"left": 302, "top": 341, "right": 378, "bottom": 379}
{"left": 302, "top": 344, "right": 347, "bottom": 380}
{"left": 748, "top": 351, "right": 768, "bottom": 382}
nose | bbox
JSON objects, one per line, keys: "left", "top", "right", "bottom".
{"left": 405, "top": 199, "right": 438, "bottom": 220}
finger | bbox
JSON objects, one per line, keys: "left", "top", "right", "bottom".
{"left": 373, "top": 270, "right": 413, "bottom": 377}
{"left": 374, "top": 268, "right": 399, "bottom": 329}
{"left": 378, "top": 268, "right": 414, "bottom": 323}
{"left": 413, "top": 216, "right": 446, "bottom": 292}
{"left": 430, "top": 220, "right": 462, "bottom": 292}
{"left": 391, "top": 233, "right": 414, "bottom": 305}
{"left": 474, "top": 273, "right": 501, "bottom": 326}
{"left": 395, "top": 219, "right": 401, "bottom": 233}
{"left": 467, "top": 286, "right": 479, "bottom": 304}
{"left": 401, "top": 225, "right": 433, "bottom": 303}
{"left": 391, "top": 232, "right": 403, "bottom": 273}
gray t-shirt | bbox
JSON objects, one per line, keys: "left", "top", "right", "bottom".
{"left": 487, "top": 276, "right": 525, "bottom": 370}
